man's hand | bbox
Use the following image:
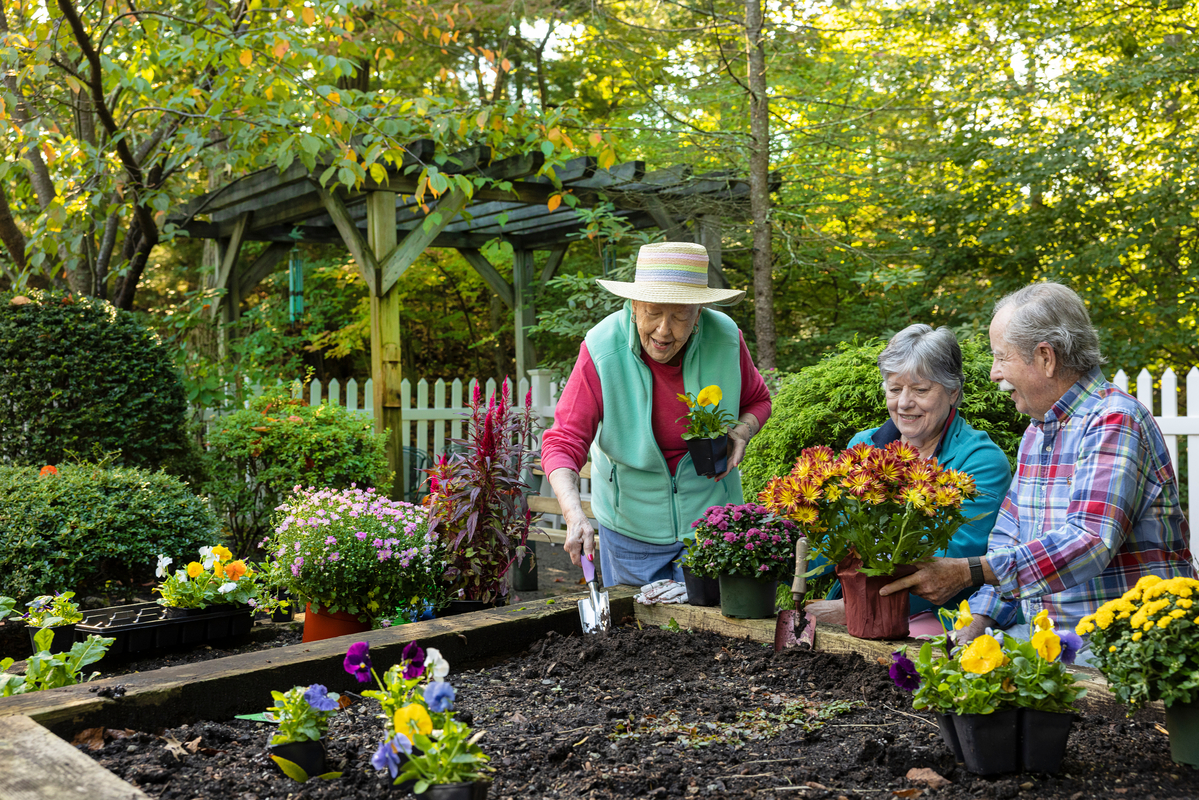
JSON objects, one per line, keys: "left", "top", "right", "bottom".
{"left": 953, "top": 613, "right": 997, "bottom": 645}
{"left": 803, "top": 598, "right": 846, "bottom": 625}
{"left": 563, "top": 514, "right": 597, "bottom": 568}
{"left": 879, "top": 557, "right": 973, "bottom": 606}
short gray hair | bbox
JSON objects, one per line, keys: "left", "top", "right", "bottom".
{"left": 877, "top": 324, "right": 964, "bottom": 407}
{"left": 993, "top": 282, "right": 1105, "bottom": 376}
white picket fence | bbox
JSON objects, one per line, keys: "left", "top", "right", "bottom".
{"left": 232, "top": 366, "right": 1199, "bottom": 555}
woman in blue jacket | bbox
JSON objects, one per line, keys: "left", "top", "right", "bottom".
{"left": 806, "top": 324, "right": 1013, "bottom": 634}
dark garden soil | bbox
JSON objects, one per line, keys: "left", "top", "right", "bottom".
{"left": 83, "top": 623, "right": 1197, "bottom": 800}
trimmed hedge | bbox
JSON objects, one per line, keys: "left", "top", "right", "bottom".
{"left": 203, "top": 385, "right": 392, "bottom": 556}
{"left": 0, "top": 463, "right": 219, "bottom": 602}
{"left": 740, "top": 336, "right": 1028, "bottom": 500}
{"left": 0, "top": 290, "right": 188, "bottom": 471}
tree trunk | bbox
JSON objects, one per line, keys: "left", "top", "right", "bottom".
{"left": 745, "top": 0, "right": 776, "bottom": 370}
{"left": 0, "top": 182, "right": 26, "bottom": 280}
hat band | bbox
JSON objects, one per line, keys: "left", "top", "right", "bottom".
{"left": 634, "top": 267, "right": 709, "bottom": 286}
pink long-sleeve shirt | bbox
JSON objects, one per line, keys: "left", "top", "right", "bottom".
{"left": 541, "top": 333, "right": 772, "bottom": 476}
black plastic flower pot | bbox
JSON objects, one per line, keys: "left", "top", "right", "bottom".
{"left": 26, "top": 623, "right": 77, "bottom": 655}
{"left": 954, "top": 709, "right": 1018, "bottom": 775}
{"left": 1020, "top": 709, "right": 1074, "bottom": 773}
{"left": 422, "top": 780, "right": 492, "bottom": 800}
{"left": 936, "top": 712, "right": 964, "bottom": 762}
{"left": 267, "top": 738, "right": 327, "bottom": 778}
{"left": 686, "top": 434, "right": 728, "bottom": 478}
{"left": 511, "top": 540, "right": 539, "bottom": 592}
{"left": 682, "top": 565, "right": 720, "bottom": 607}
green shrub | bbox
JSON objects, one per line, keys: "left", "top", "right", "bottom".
{"left": 0, "top": 290, "right": 188, "bottom": 471}
{"left": 0, "top": 463, "right": 219, "bottom": 602}
{"left": 740, "top": 336, "right": 1028, "bottom": 500}
{"left": 203, "top": 386, "right": 392, "bottom": 556}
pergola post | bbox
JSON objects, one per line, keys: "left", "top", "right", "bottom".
{"left": 366, "top": 191, "right": 406, "bottom": 502}
{"left": 513, "top": 248, "right": 537, "bottom": 381}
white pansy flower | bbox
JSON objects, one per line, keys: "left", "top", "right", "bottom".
{"left": 424, "top": 647, "right": 450, "bottom": 681}
{"left": 199, "top": 546, "right": 216, "bottom": 569}
{"left": 155, "top": 555, "right": 173, "bottom": 579}
{"left": 218, "top": 582, "right": 238, "bottom": 594}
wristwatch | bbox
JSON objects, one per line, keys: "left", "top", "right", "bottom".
{"left": 967, "top": 556, "right": 986, "bottom": 587}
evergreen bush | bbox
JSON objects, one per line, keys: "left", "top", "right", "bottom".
{"left": 740, "top": 336, "right": 1028, "bottom": 500}
{"left": 203, "top": 385, "right": 392, "bottom": 555}
{"left": 0, "top": 462, "right": 218, "bottom": 602}
{"left": 0, "top": 290, "right": 188, "bottom": 471}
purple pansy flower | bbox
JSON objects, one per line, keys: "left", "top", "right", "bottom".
{"left": 344, "top": 641, "right": 372, "bottom": 683}
{"left": 1059, "top": 630, "right": 1084, "bottom": 665}
{"left": 303, "top": 684, "right": 339, "bottom": 711}
{"left": 423, "top": 680, "right": 457, "bottom": 712}
{"left": 371, "top": 733, "right": 413, "bottom": 777}
{"left": 888, "top": 651, "right": 920, "bottom": 692}
{"left": 402, "top": 641, "right": 426, "bottom": 679}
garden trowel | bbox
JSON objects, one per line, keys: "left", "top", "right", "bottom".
{"left": 578, "top": 553, "right": 611, "bottom": 634}
{"left": 774, "top": 537, "right": 816, "bottom": 651}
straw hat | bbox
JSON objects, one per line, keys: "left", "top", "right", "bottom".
{"left": 596, "top": 242, "right": 745, "bottom": 306}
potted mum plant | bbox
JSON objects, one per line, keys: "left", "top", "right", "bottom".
{"left": 426, "top": 381, "right": 537, "bottom": 609}
{"left": 265, "top": 486, "right": 446, "bottom": 641}
{"left": 676, "top": 384, "right": 738, "bottom": 477}
{"left": 9, "top": 591, "right": 84, "bottom": 655}
{"left": 1078, "top": 574, "right": 1199, "bottom": 767}
{"left": 682, "top": 503, "right": 799, "bottom": 619}
{"left": 760, "top": 441, "right": 978, "bottom": 639}
{"left": 349, "top": 640, "right": 494, "bottom": 798}
{"left": 264, "top": 683, "right": 343, "bottom": 781}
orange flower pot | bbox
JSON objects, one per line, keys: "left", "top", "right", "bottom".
{"left": 301, "top": 604, "right": 371, "bottom": 642}
{"left": 836, "top": 553, "right": 917, "bottom": 640}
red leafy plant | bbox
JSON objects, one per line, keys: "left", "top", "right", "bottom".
{"left": 426, "top": 381, "right": 538, "bottom": 604}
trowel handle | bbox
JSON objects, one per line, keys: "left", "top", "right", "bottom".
{"left": 582, "top": 552, "right": 596, "bottom": 583}
{"left": 791, "top": 538, "right": 809, "bottom": 601}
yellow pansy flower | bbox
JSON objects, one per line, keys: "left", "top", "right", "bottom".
{"left": 1032, "top": 628, "right": 1062, "bottom": 662}
{"left": 186, "top": 561, "right": 204, "bottom": 578}
{"left": 394, "top": 704, "right": 433, "bottom": 737}
{"left": 960, "top": 634, "right": 1005, "bottom": 675}
{"left": 1032, "top": 609, "right": 1054, "bottom": 632}
{"left": 212, "top": 545, "right": 233, "bottom": 562}
{"left": 696, "top": 385, "right": 722, "bottom": 407}
{"left": 954, "top": 600, "right": 974, "bottom": 631}
{"left": 676, "top": 393, "right": 695, "bottom": 409}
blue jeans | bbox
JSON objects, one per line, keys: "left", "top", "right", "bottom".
{"left": 598, "top": 524, "right": 685, "bottom": 588}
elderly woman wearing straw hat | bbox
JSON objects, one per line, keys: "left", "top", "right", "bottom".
{"left": 540, "top": 242, "right": 772, "bottom": 596}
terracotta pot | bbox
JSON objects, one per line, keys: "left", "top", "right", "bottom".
{"left": 836, "top": 553, "right": 917, "bottom": 640}
{"left": 301, "top": 604, "right": 371, "bottom": 642}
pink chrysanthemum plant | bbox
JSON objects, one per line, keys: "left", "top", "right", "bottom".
{"left": 759, "top": 441, "right": 978, "bottom": 576}
{"left": 681, "top": 502, "right": 800, "bottom": 582}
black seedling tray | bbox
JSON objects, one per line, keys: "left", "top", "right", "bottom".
{"left": 75, "top": 602, "right": 253, "bottom": 656}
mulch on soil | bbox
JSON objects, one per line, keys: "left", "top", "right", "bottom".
{"left": 85, "top": 624, "right": 1197, "bottom": 800}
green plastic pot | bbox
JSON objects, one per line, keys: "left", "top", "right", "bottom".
{"left": 718, "top": 574, "right": 777, "bottom": 619}
{"left": 1166, "top": 700, "right": 1199, "bottom": 768}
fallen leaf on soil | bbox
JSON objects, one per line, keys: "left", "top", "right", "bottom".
{"left": 337, "top": 694, "right": 355, "bottom": 710}
{"left": 577, "top": 578, "right": 586, "bottom": 585}
{"left": 183, "top": 736, "right": 203, "bottom": 754}
{"left": 906, "top": 768, "right": 949, "bottom": 788}
{"left": 892, "top": 789, "right": 923, "bottom": 799}
{"left": 1155, "top": 724, "right": 1169, "bottom": 735}
{"left": 876, "top": 656, "right": 890, "bottom": 666}
{"left": 161, "top": 735, "right": 188, "bottom": 760}
{"left": 72, "top": 728, "right": 108, "bottom": 750}
{"left": 554, "top": 578, "right": 565, "bottom": 582}
{"left": 508, "top": 711, "right": 529, "bottom": 725}
{"left": 805, "top": 781, "right": 829, "bottom": 790}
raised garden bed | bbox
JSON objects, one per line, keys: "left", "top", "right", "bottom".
{"left": 2, "top": 591, "right": 1194, "bottom": 800}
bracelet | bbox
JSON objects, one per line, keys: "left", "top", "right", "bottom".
{"left": 967, "top": 556, "right": 985, "bottom": 587}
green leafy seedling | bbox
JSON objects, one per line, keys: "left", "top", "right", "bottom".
{"left": 269, "top": 755, "right": 342, "bottom": 782}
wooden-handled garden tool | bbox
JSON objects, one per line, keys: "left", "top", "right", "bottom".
{"left": 773, "top": 537, "right": 816, "bottom": 651}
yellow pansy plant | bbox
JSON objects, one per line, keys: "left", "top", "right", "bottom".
{"left": 960, "top": 634, "right": 1006, "bottom": 674}
{"left": 954, "top": 600, "right": 974, "bottom": 631}
{"left": 675, "top": 384, "right": 737, "bottom": 442}
{"left": 394, "top": 703, "right": 433, "bottom": 737}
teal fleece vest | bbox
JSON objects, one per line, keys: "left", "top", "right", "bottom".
{"left": 585, "top": 303, "right": 745, "bottom": 545}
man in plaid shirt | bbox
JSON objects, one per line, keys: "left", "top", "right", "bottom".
{"left": 881, "top": 282, "right": 1195, "bottom": 650}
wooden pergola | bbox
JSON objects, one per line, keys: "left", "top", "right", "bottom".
{"left": 172, "top": 140, "right": 773, "bottom": 499}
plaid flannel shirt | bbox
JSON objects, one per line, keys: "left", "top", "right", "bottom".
{"left": 971, "top": 368, "right": 1195, "bottom": 633}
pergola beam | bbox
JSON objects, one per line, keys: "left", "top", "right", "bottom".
{"left": 380, "top": 188, "right": 471, "bottom": 295}
{"left": 458, "top": 248, "right": 515, "bottom": 309}
{"left": 315, "top": 183, "right": 378, "bottom": 295}
{"left": 238, "top": 241, "right": 293, "bottom": 298}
